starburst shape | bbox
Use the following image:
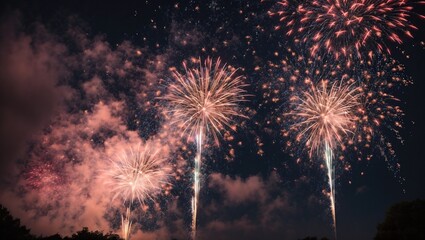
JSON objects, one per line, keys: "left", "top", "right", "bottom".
{"left": 164, "top": 57, "right": 248, "bottom": 143}
{"left": 288, "top": 80, "right": 361, "bottom": 156}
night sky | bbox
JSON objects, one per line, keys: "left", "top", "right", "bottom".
{"left": 1, "top": 1, "right": 425, "bottom": 240}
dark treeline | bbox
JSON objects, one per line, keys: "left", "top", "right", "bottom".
{"left": 2, "top": 200, "right": 425, "bottom": 240}
{"left": 0, "top": 204, "right": 121, "bottom": 240}
{"left": 375, "top": 199, "right": 425, "bottom": 240}
{"left": 297, "top": 237, "right": 329, "bottom": 240}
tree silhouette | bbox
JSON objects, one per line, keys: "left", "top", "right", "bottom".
{"left": 375, "top": 199, "right": 425, "bottom": 240}
{"left": 0, "top": 204, "right": 123, "bottom": 240}
{"left": 39, "top": 234, "right": 62, "bottom": 240}
{"left": 0, "top": 204, "right": 35, "bottom": 240}
{"left": 298, "top": 237, "right": 329, "bottom": 240}
{"left": 63, "top": 227, "right": 121, "bottom": 240}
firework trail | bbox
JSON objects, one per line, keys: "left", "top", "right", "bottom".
{"left": 105, "top": 144, "right": 170, "bottom": 240}
{"left": 121, "top": 208, "right": 132, "bottom": 240}
{"left": 270, "top": 0, "right": 424, "bottom": 61}
{"left": 163, "top": 58, "right": 247, "bottom": 239}
{"left": 192, "top": 128, "right": 203, "bottom": 240}
{"left": 287, "top": 80, "right": 360, "bottom": 237}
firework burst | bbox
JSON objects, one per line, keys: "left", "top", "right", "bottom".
{"left": 286, "top": 79, "right": 361, "bottom": 237}
{"left": 104, "top": 144, "right": 170, "bottom": 240}
{"left": 271, "top": 0, "right": 424, "bottom": 61}
{"left": 288, "top": 80, "right": 360, "bottom": 157}
{"left": 165, "top": 57, "right": 248, "bottom": 144}
{"left": 163, "top": 57, "right": 248, "bottom": 239}
{"left": 265, "top": 47, "right": 411, "bottom": 238}
{"left": 265, "top": 48, "right": 410, "bottom": 167}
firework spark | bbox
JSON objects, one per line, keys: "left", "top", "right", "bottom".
{"left": 286, "top": 80, "right": 361, "bottom": 237}
{"left": 354, "top": 57, "right": 411, "bottom": 180}
{"left": 105, "top": 144, "right": 170, "bottom": 240}
{"left": 271, "top": 0, "right": 424, "bottom": 61}
{"left": 163, "top": 57, "right": 247, "bottom": 239}
{"left": 25, "top": 162, "right": 66, "bottom": 191}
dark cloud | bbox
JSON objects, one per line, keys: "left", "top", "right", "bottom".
{"left": 200, "top": 173, "right": 300, "bottom": 240}
{"left": 208, "top": 173, "right": 268, "bottom": 204}
{"left": 0, "top": 13, "right": 73, "bottom": 180}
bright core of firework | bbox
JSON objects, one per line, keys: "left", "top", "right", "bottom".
{"left": 163, "top": 57, "right": 247, "bottom": 239}
{"left": 288, "top": 80, "right": 360, "bottom": 156}
{"left": 105, "top": 144, "right": 170, "bottom": 205}
{"left": 272, "top": 0, "right": 424, "bottom": 59}
{"left": 163, "top": 57, "right": 248, "bottom": 144}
